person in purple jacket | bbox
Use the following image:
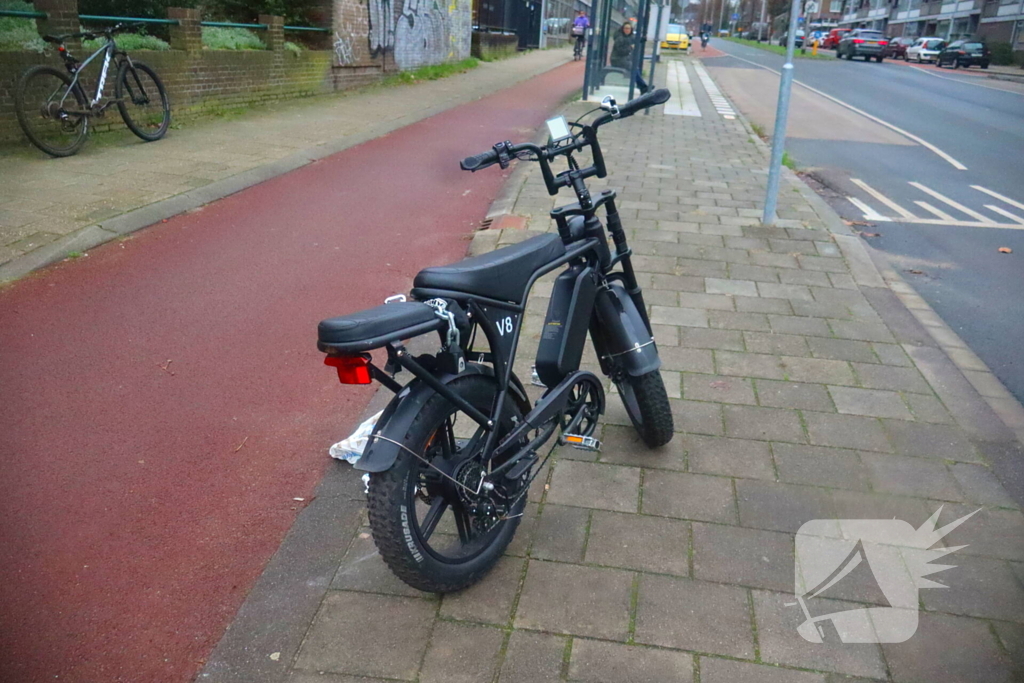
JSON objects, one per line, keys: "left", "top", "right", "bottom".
{"left": 572, "top": 10, "right": 590, "bottom": 59}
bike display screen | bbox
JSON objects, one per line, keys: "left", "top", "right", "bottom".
{"left": 545, "top": 116, "right": 572, "bottom": 143}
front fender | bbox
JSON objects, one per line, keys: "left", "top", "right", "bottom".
{"left": 592, "top": 283, "right": 661, "bottom": 378}
{"left": 354, "top": 363, "right": 530, "bottom": 473}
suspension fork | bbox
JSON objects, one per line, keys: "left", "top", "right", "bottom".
{"left": 604, "top": 198, "right": 654, "bottom": 335}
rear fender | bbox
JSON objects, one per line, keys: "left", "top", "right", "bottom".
{"left": 354, "top": 363, "right": 530, "bottom": 473}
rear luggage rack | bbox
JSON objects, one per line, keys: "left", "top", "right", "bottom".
{"left": 317, "top": 301, "right": 446, "bottom": 354}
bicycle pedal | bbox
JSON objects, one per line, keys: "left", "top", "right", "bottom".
{"left": 563, "top": 434, "right": 601, "bottom": 452}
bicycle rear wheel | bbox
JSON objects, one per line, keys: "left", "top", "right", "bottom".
{"left": 15, "top": 65, "right": 89, "bottom": 157}
{"left": 116, "top": 61, "right": 170, "bottom": 141}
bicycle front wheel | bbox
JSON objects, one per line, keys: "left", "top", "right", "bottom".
{"left": 116, "top": 61, "right": 170, "bottom": 142}
{"left": 15, "top": 65, "right": 89, "bottom": 157}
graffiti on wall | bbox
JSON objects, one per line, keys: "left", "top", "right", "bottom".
{"left": 365, "top": 0, "right": 468, "bottom": 69}
{"left": 333, "top": 32, "right": 354, "bottom": 64}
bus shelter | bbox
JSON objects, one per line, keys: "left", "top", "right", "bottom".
{"left": 581, "top": 0, "right": 656, "bottom": 102}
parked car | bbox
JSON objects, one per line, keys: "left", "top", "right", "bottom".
{"left": 822, "top": 28, "right": 850, "bottom": 49}
{"left": 885, "top": 36, "right": 916, "bottom": 59}
{"left": 661, "top": 24, "right": 691, "bottom": 50}
{"left": 838, "top": 29, "right": 889, "bottom": 61}
{"left": 936, "top": 39, "right": 991, "bottom": 68}
{"left": 777, "top": 28, "right": 806, "bottom": 47}
{"left": 905, "top": 37, "right": 945, "bottom": 63}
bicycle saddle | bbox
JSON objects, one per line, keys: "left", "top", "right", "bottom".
{"left": 413, "top": 233, "right": 566, "bottom": 303}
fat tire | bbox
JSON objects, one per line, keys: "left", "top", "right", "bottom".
{"left": 365, "top": 375, "right": 523, "bottom": 593}
{"left": 15, "top": 65, "right": 89, "bottom": 157}
{"left": 617, "top": 370, "right": 674, "bottom": 448}
{"left": 116, "top": 61, "right": 170, "bottom": 141}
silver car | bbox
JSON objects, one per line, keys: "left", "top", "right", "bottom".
{"left": 906, "top": 37, "right": 945, "bottom": 63}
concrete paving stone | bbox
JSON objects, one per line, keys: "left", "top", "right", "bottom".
{"left": 440, "top": 556, "right": 524, "bottom": 625}
{"left": 815, "top": 241, "right": 841, "bottom": 258}
{"left": 678, "top": 233, "right": 727, "bottom": 248}
{"left": 679, "top": 292, "right": 737, "bottom": 311}
{"left": 859, "top": 453, "right": 962, "bottom": 501}
{"left": 600, "top": 423, "right": 688, "bottom": 470}
{"left": 781, "top": 357, "right": 856, "bottom": 385}
{"left": 700, "top": 657, "right": 826, "bottom": 683}
{"left": 744, "top": 226, "right": 792, "bottom": 240}
{"left": 693, "top": 523, "right": 795, "bottom": 592}
{"left": 678, "top": 257, "right": 730, "bottom": 277}
{"left": 567, "top": 639, "right": 694, "bottom": 683}
{"left": 706, "top": 277, "right": 759, "bottom": 297}
{"left": 724, "top": 236, "right": 770, "bottom": 250}
{"left": 683, "top": 433, "right": 776, "bottom": 480}
{"left": 530, "top": 504, "right": 590, "bottom": 563}
{"left": 797, "top": 255, "right": 849, "bottom": 273}
{"left": 807, "top": 338, "right": 878, "bottom": 364}
{"left": 651, "top": 273, "right": 707, "bottom": 292}
{"left": 852, "top": 363, "right": 932, "bottom": 395}
{"left": 724, "top": 405, "right": 806, "bottom": 443}
{"left": 791, "top": 300, "right": 858, "bottom": 321}
{"left": 709, "top": 310, "right": 772, "bottom": 332}
{"left": 829, "top": 320, "right": 896, "bottom": 344}
{"left": 652, "top": 324, "right": 680, "bottom": 346}
{"left": 882, "top": 611, "right": 1015, "bottom": 683}
{"left": 758, "top": 283, "right": 815, "bottom": 301}
{"left": 769, "top": 315, "right": 833, "bottom": 338}
{"left": 684, "top": 372, "right": 757, "bottom": 404}
{"left": 756, "top": 380, "right": 835, "bottom": 411}
{"left": 632, "top": 255, "right": 677, "bottom": 274}
{"left": 949, "top": 462, "right": 1019, "bottom": 508}
{"left": 991, "top": 621, "right": 1024, "bottom": 670}
{"left": 830, "top": 490, "right": 935, "bottom": 527}
{"left": 736, "top": 296, "right": 794, "bottom": 314}
{"left": 660, "top": 346, "right": 715, "bottom": 374}
{"left": 635, "top": 575, "right": 754, "bottom": 657}
{"left": 644, "top": 288, "right": 679, "bottom": 307}
{"left": 751, "top": 252, "right": 800, "bottom": 269}
{"left": 919, "top": 554, "right": 1024, "bottom": 622}
{"left": 506, "top": 502, "right": 540, "bottom": 557}
{"left": 585, "top": 510, "right": 690, "bottom": 575}
{"left": 935, "top": 505, "right": 1024, "bottom": 562}
{"left": 881, "top": 420, "right": 980, "bottom": 462}
{"left": 514, "top": 560, "right": 634, "bottom": 640}
{"left": 751, "top": 590, "right": 887, "bottom": 679}
{"left": 736, "top": 480, "right": 838, "bottom": 534}
{"left": 498, "top": 630, "right": 567, "bottom": 683}
{"left": 742, "top": 333, "right": 812, "bottom": 357}
{"left": 288, "top": 672, "right": 387, "bottom": 683}
{"left": 780, "top": 269, "right": 833, "bottom": 288}
{"left": 772, "top": 443, "right": 870, "bottom": 491}
{"left": 669, "top": 399, "right": 725, "bottom": 436}
{"left": 331, "top": 530, "right": 425, "bottom": 598}
{"left": 419, "top": 621, "right": 505, "bottom": 683}
{"left": 828, "top": 273, "right": 859, "bottom": 290}
{"left": 729, "top": 264, "right": 781, "bottom": 283}
{"left": 827, "top": 386, "right": 913, "bottom": 420}
{"left": 642, "top": 469, "right": 737, "bottom": 523}
{"left": 804, "top": 412, "right": 892, "bottom": 452}
{"left": 547, "top": 460, "right": 641, "bottom": 513}
{"left": 679, "top": 327, "right": 745, "bottom": 351}
{"left": 293, "top": 591, "right": 436, "bottom": 680}
{"left": 658, "top": 220, "right": 702, "bottom": 233}
{"left": 651, "top": 306, "right": 709, "bottom": 328}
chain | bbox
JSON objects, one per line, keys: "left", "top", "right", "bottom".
{"left": 424, "top": 298, "right": 460, "bottom": 349}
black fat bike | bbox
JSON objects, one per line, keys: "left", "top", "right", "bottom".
{"left": 317, "top": 88, "right": 674, "bottom": 593}
{"left": 15, "top": 22, "right": 170, "bottom": 157}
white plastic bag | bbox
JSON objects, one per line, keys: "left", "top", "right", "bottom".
{"left": 329, "top": 410, "right": 383, "bottom": 465}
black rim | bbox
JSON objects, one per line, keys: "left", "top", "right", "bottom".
{"left": 20, "top": 71, "right": 86, "bottom": 152}
{"left": 405, "top": 412, "right": 524, "bottom": 565}
{"left": 121, "top": 66, "right": 168, "bottom": 134}
{"left": 618, "top": 379, "right": 644, "bottom": 429}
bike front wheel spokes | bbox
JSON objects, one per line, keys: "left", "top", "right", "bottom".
{"left": 14, "top": 65, "right": 89, "bottom": 157}
{"left": 116, "top": 61, "right": 170, "bottom": 142}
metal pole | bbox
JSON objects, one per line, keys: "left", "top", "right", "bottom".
{"left": 539, "top": 0, "right": 547, "bottom": 48}
{"left": 758, "top": 0, "right": 767, "bottom": 40}
{"left": 646, "top": 0, "right": 665, "bottom": 114}
{"left": 628, "top": 0, "right": 652, "bottom": 99}
{"left": 718, "top": 0, "right": 727, "bottom": 33}
{"left": 761, "top": 0, "right": 801, "bottom": 225}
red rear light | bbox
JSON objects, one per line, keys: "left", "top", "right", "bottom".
{"left": 878, "top": 40, "right": 888, "bottom": 46}
{"left": 853, "top": 38, "right": 864, "bottom": 44}
{"left": 957, "top": 50, "right": 966, "bottom": 54}
{"left": 58, "top": 46, "right": 65, "bottom": 52}
{"left": 324, "top": 354, "right": 372, "bottom": 385}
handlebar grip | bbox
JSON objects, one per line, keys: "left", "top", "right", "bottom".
{"left": 616, "top": 88, "right": 671, "bottom": 117}
{"left": 460, "top": 149, "right": 499, "bottom": 172}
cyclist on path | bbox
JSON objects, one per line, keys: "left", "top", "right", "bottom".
{"left": 572, "top": 10, "right": 590, "bottom": 59}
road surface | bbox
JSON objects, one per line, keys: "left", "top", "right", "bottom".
{"left": 0, "top": 61, "right": 582, "bottom": 683}
{"left": 704, "top": 39, "right": 1024, "bottom": 404}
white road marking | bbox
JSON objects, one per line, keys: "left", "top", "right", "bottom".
{"left": 973, "top": 185, "right": 1024, "bottom": 211}
{"left": 909, "top": 64, "right": 1024, "bottom": 96}
{"left": 718, "top": 52, "right": 968, "bottom": 170}
{"left": 909, "top": 182, "right": 989, "bottom": 222}
{"left": 664, "top": 61, "right": 702, "bottom": 117}
{"left": 851, "top": 178, "right": 916, "bottom": 219}
{"left": 847, "top": 180, "right": 1024, "bottom": 230}
{"left": 692, "top": 60, "right": 737, "bottom": 119}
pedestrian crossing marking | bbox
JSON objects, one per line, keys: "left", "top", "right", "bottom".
{"left": 848, "top": 180, "right": 1024, "bottom": 230}
{"left": 664, "top": 61, "right": 702, "bottom": 117}
{"left": 692, "top": 61, "right": 737, "bottom": 119}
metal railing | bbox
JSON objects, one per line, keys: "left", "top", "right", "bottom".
{"left": 80, "top": 15, "right": 180, "bottom": 25}
{"left": 284, "top": 25, "right": 330, "bottom": 32}
{"left": 0, "top": 8, "right": 47, "bottom": 18}
{"left": 0, "top": 10, "right": 329, "bottom": 33}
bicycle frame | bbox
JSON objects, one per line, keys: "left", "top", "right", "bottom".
{"left": 58, "top": 37, "right": 126, "bottom": 111}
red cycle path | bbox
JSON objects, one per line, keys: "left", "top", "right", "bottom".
{"left": 0, "top": 61, "right": 581, "bottom": 683}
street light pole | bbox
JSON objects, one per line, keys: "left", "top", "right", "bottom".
{"left": 718, "top": 0, "right": 728, "bottom": 32}
{"left": 761, "top": 0, "right": 801, "bottom": 225}
{"left": 758, "top": 0, "right": 767, "bottom": 40}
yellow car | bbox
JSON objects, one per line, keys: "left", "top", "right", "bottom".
{"left": 661, "top": 25, "right": 690, "bottom": 50}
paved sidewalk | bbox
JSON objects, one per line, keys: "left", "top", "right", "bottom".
{"left": 202, "top": 55, "right": 1024, "bottom": 683}
{"left": 0, "top": 49, "right": 571, "bottom": 282}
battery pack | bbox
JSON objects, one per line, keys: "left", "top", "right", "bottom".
{"left": 536, "top": 264, "right": 597, "bottom": 388}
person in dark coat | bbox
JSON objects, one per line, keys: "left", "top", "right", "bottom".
{"left": 609, "top": 22, "right": 649, "bottom": 93}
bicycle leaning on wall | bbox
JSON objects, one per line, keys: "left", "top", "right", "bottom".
{"left": 15, "top": 22, "right": 171, "bottom": 157}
